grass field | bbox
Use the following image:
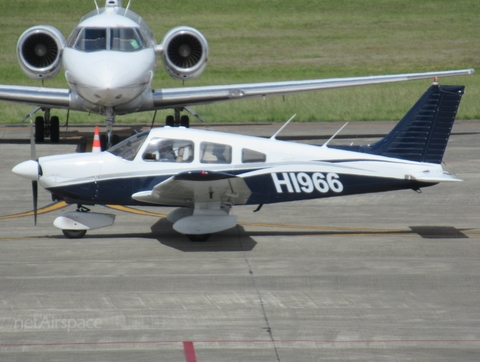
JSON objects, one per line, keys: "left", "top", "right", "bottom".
{"left": 0, "top": 0, "right": 478, "bottom": 124}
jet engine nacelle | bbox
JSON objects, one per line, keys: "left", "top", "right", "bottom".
{"left": 17, "top": 25, "right": 65, "bottom": 80}
{"left": 160, "top": 26, "right": 208, "bottom": 80}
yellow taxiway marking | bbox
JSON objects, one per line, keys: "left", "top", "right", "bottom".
{"left": 105, "top": 205, "right": 480, "bottom": 238}
{"left": 106, "top": 205, "right": 167, "bottom": 218}
{"left": 0, "top": 201, "right": 68, "bottom": 220}
{"left": 2, "top": 203, "right": 478, "bottom": 239}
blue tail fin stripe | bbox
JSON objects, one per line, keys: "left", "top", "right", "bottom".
{"left": 333, "top": 84, "right": 465, "bottom": 164}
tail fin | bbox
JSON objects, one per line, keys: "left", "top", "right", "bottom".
{"left": 367, "top": 84, "right": 465, "bottom": 163}
{"left": 337, "top": 84, "right": 465, "bottom": 164}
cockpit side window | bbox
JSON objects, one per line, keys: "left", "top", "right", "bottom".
{"left": 74, "top": 28, "right": 107, "bottom": 52}
{"left": 66, "top": 27, "right": 82, "bottom": 48}
{"left": 107, "top": 131, "right": 149, "bottom": 161}
{"left": 143, "top": 138, "right": 194, "bottom": 163}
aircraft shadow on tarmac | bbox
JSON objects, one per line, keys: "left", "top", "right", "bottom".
{"left": 150, "top": 218, "right": 258, "bottom": 252}
{"left": 246, "top": 226, "right": 470, "bottom": 239}
{"left": 37, "top": 218, "right": 469, "bottom": 249}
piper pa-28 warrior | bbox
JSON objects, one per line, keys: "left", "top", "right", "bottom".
{"left": 0, "top": 0, "right": 474, "bottom": 145}
{"left": 12, "top": 81, "right": 472, "bottom": 240}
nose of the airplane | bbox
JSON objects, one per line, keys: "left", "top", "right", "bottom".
{"left": 12, "top": 160, "right": 40, "bottom": 181}
{"left": 66, "top": 58, "right": 151, "bottom": 107}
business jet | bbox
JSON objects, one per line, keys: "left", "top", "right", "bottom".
{"left": 0, "top": 0, "right": 474, "bottom": 146}
{"left": 12, "top": 82, "right": 469, "bottom": 240}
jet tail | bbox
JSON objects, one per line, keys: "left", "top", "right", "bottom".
{"left": 335, "top": 84, "right": 465, "bottom": 164}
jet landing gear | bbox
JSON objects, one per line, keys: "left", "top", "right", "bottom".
{"left": 163, "top": 107, "right": 206, "bottom": 128}
{"left": 165, "top": 108, "right": 190, "bottom": 128}
{"left": 34, "top": 108, "right": 60, "bottom": 143}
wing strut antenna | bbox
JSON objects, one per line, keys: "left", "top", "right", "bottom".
{"left": 322, "top": 122, "right": 349, "bottom": 148}
{"left": 270, "top": 114, "right": 296, "bottom": 140}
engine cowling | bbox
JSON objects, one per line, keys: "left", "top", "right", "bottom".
{"left": 17, "top": 25, "right": 65, "bottom": 80}
{"left": 160, "top": 26, "right": 208, "bottom": 81}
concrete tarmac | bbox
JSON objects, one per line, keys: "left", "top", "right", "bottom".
{"left": 0, "top": 121, "right": 479, "bottom": 361}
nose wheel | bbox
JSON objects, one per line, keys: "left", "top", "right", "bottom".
{"left": 33, "top": 109, "right": 60, "bottom": 143}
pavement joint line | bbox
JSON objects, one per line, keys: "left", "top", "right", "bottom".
{"left": 2, "top": 339, "right": 480, "bottom": 349}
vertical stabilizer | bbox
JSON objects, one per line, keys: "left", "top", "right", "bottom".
{"left": 336, "top": 84, "right": 465, "bottom": 164}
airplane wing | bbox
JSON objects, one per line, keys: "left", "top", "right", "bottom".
{"left": 149, "top": 69, "right": 475, "bottom": 109}
{"left": 0, "top": 69, "right": 473, "bottom": 112}
{"left": 131, "top": 170, "right": 252, "bottom": 207}
{"left": 0, "top": 85, "right": 71, "bottom": 109}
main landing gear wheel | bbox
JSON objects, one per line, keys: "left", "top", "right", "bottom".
{"left": 187, "top": 234, "right": 211, "bottom": 242}
{"left": 34, "top": 113, "right": 60, "bottom": 143}
{"left": 62, "top": 229, "right": 87, "bottom": 239}
{"left": 35, "top": 116, "right": 44, "bottom": 142}
{"left": 165, "top": 110, "right": 190, "bottom": 128}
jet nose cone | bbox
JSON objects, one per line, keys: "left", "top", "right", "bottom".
{"left": 12, "top": 160, "right": 40, "bottom": 181}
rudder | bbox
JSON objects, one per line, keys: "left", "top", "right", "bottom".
{"left": 367, "top": 84, "right": 465, "bottom": 163}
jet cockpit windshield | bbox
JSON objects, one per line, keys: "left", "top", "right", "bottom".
{"left": 107, "top": 131, "right": 149, "bottom": 161}
{"left": 68, "top": 27, "right": 149, "bottom": 52}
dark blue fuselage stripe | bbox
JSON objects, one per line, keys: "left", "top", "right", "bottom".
{"left": 46, "top": 171, "right": 435, "bottom": 207}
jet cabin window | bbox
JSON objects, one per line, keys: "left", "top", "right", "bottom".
{"left": 200, "top": 142, "right": 232, "bottom": 164}
{"left": 143, "top": 138, "right": 194, "bottom": 163}
{"left": 71, "top": 27, "right": 147, "bottom": 52}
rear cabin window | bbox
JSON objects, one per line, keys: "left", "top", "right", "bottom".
{"left": 242, "top": 148, "right": 266, "bottom": 163}
{"left": 142, "top": 138, "right": 194, "bottom": 163}
{"left": 200, "top": 142, "right": 232, "bottom": 164}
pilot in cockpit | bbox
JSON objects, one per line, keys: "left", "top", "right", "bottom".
{"left": 158, "top": 141, "right": 175, "bottom": 162}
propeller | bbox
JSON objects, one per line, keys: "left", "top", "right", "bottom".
{"left": 30, "top": 119, "right": 38, "bottom": 225}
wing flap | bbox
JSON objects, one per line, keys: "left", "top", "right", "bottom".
{"left": 131, "top": 171, "right": 252, "bottom": 207}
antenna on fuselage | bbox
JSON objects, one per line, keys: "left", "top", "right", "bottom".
{"left": 270, "top": 114, "right": 296, "bottom": 140}
{"left": 322, "top": 122, "right": 349, "bottom": 148}
{"left": 125, "top": 0, "right": 132, "bottom": 13}
{"left": 94, "top": 0, "right": 100, "bottom": 14}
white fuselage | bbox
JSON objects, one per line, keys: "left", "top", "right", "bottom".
{"left": 62, "top": 7, "right": 156, "bottom": 112}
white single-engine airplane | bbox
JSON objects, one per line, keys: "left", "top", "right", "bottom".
{"left": 12, "top": 82, "right": 470, "bottom": 240}
{"left": 0, "top": 0, "right": 474, "bottom": 144}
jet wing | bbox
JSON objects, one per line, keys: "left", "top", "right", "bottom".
{"left": 149, "top": 69, "right": 474, "bottom": 109}
{"left": 131, "top": 170, "right": 252, "bottom": 207}
{"left": 0, "top": 69, "right": 472, "bottom": 112}
{"left": 0, "top": 85, "right": 71, "bottom": 109}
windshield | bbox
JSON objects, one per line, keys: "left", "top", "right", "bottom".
{"left": 107, "top": 131, "right": 149, "bottom": 161}
{"left": 69, "top": 27, "right": 148, "bottom": 52}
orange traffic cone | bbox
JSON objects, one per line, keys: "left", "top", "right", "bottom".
{"left": 92, "top": 126, "right": 101, "bottom": 153}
